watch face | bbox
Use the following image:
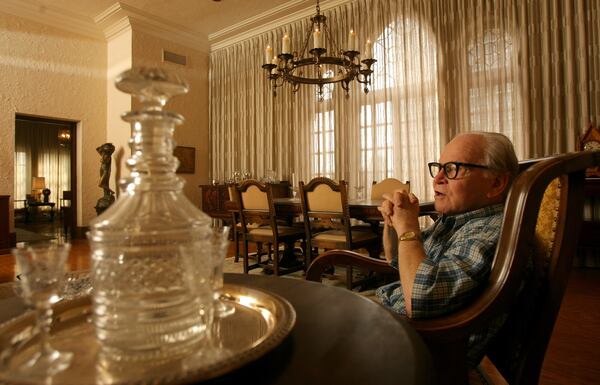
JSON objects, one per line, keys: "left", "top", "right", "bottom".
{"left": 584, "top": 141, "right": 600, "bottom": 151}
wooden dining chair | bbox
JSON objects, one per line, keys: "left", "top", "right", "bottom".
{"left": 371, "top": 178, "right": 410, "bottom": 199}
{"left": 306, "top": 151, "right": 600, "bottom": 385}
{"left": 299, "top": 177, "right": 379, "bottom": 289}
{"left": 60, "top": 191, "right": 72, "bottom": 237}
{"left": 234, "top": 180, "right": 306, "bottom": 276}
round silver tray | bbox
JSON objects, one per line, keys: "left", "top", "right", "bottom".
{"left": 0, "top": 284, "right": 296, "bottom": 385}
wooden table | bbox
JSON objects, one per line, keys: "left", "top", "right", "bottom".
{"left": 24, "top": 201, "right": 55, "bottom": 223}
{"left": 215, "top": 273, "right": 435, "bottom": 385}
{"left": 0, "top": 274, "right": 435, "bottom": 385}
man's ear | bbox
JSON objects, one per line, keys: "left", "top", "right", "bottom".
{"left": 486, "top": 173, "right": 510, "bottom": 199}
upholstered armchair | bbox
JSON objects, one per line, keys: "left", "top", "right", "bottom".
{"left": 306, "top": 151, "right": 600, "bottom": 384}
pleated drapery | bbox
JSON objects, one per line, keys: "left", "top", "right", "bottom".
{"left": 209, "top": 0, "right": 600, "bottom": 202}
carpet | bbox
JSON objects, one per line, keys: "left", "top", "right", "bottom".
{"left": 222, "top": 256, "right": 379, "bottom": 300}
{"left": 15, "top": 228, "right": 55, "bottom": 243}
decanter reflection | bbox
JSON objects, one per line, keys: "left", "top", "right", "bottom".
{"left": 87, "top": 68, "right": 212, "bottom": 363}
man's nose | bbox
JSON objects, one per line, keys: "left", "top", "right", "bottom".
{"left": 433, "top": 169, "right": 446, "bottom": 184}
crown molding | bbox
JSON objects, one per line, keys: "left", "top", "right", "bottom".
{"left": 0, "top": 0, "right": 103, "bottom": 40}
{"left": 95, "top": 3, "right": 208, "bottom": 51}
{"left": 209, "top": 0, "right": 351, "bottom": 51}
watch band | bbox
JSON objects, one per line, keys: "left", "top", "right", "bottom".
{"left": 398, "top": 231, "right": 421, "bottom": 242}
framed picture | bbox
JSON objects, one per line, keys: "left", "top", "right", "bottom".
{"left": 173, "top": 146, "right": 195, "bottom": 174}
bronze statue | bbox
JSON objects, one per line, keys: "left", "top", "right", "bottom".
{"left": 95, "top": 143, "right": 116, "bottom": 215}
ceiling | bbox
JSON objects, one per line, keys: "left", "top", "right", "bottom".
{"left": 1, "top": 0, "right": 347, "bottom": 49}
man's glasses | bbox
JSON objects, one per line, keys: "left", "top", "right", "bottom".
{"left": 428, "top": 162, "right": 488, "bottom": 179}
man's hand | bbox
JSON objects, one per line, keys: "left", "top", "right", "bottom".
{"left": 382, "top": 190, "right": 421, "bottom": 235}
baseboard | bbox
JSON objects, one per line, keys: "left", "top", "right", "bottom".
{"left": 74, "top": 226, "right": 89, "bottom": 240}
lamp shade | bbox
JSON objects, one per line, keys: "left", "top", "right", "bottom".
{"left": 32, "top": 177, "right": 46, "bottom": 190}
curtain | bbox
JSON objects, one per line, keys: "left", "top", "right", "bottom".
{"left": 209, "top": 0, "right": 600, "bottom": 202}
{"left": 14, "top": 119, "right": 71, "bottom": 205}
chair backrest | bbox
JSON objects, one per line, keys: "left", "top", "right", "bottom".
{"left": 371, "top": 179, "right": 410, "bottom": 199}
{"left": 234, "top": 180, "right": 278, "bottom": 235}
{"left": 409, "top": 151, "right": 598, "bottom": 385}
{"left": 299, "top": 177, "right": 352, "bottom": 241}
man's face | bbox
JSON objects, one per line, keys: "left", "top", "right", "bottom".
{"left": 432, "top": 135, "right": 496, "bottom": 215}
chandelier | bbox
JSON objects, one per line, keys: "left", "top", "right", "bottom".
{"left": 262, "top": 0, "right": 376, "bottom": 100}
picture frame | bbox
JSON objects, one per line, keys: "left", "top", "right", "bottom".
{"left": 173, "top": 146, "right": 195, "bottom": 174}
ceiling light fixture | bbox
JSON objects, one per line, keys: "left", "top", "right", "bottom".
{"left": 262, "top": 0, "right": 376, "bottom": 101}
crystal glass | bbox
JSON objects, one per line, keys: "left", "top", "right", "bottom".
{"left": 87, "top": 68, "right": 213, "bottom": 364}
{"left": 353, "top": 185, "right": 365, "bottom": 200}
{"left": 209, "top": 223, "right": 235, "bottom": 318}
{"left": 11, "top": 243, "right": 72, "bottom": 376}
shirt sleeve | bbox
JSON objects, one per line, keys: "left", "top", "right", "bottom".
{"left": 410, "top": 219, "right": 500, "bottom": 319}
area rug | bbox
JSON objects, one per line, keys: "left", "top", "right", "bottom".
{"left": 222, "top": 256, "right": 379, "bottom": 300}
{"left": 15, "top": 228, "right": 55, "bottom": 243}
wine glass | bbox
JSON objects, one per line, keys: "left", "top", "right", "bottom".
{"left": 210, "top": 223, "right": 235, "bottom": 318}
{"left": 353, "top": 185, "right": 365, "bottom": 200}
{"left": 11, "top": 243, "right": 73, "bottom": 376}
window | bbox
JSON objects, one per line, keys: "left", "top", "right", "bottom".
{"left": 360, "top": 102, "right": 393, "bottom": 184}
{"left": 312, "top": 110, "right": 335, "bottom": 178}
{"left": 467, "top": 28, "right": 516, "bottom": 138}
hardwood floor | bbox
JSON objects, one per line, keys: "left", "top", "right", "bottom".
{"left": 1, "top": 225, "right": 599, "bottom": 384}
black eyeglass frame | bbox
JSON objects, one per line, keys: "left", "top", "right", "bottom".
{"left": 428, "top": 161, "right": 489, "bottom": 179}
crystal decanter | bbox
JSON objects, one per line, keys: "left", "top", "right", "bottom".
{"left": 87, "top": 68, "right": 212, "bottom": 364}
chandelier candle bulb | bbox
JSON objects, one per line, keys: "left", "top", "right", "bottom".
{"left": 271, "top": 56, "right": 278, "bottom": 74}
{"left": 282, "top": 34, "right": 291, "bottom": 54}
{"left": 313, "top": 29, "right": 322, "bottom": 48}
{"left": 265, "top": 45, "right": 273, "bottom": 63}
{"left": 348, "top": 29, "right": 356, "bottom": 51}
{"left": 365, "top": 39, "right": 372, "bottom": 58}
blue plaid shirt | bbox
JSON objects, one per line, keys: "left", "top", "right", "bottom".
{"left": 376, "top": 204, "right": 505, "bottom": 364}
{"left": 376, "top": 203, "right": 504, "bottom": 316}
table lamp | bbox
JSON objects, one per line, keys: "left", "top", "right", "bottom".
{"left": 32, "top": 177, "right": 46, "bottom": 202}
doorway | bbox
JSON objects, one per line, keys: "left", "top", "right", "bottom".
{"left": 14, "top": 115, "right": 77, "bottom": 242}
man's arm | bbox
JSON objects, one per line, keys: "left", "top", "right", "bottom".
{"left": 380, "top": 190, "right": 424, "bottom": 317}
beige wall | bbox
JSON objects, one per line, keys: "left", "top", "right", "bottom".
{"left": 0, "top": 12, "right": 107, "bottom": 232}
{"left": 132, "top": 30, "right": 210, "bottom": 206}
{"left": 0, "top": 13, "right": 211, "bottom": 236}
{"left": 106, "top": 29, "right": 133, "bottom": 198}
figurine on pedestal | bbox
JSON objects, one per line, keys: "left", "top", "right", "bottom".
{"left": 95, "top": 143, "right": 116, "bottom": 215}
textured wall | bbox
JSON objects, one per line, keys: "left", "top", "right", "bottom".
{"left": 106, "top": 29, "right": 133, "bottom": 198}
{"left": 132, "top": 30, "right": 210, "bottom": 206}
{"left": 0, "top": 12, "right": 107, "bottom": 231}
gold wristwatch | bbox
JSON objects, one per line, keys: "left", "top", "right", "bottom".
{"left": 398, "top": 231, "right": 420, "bottom": 242}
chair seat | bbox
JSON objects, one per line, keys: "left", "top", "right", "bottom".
{"left": 313, "top": 229, "right": 378, "bottom": 243}
{"left": 249, "top": 225, "right": 305, "bottom": 237}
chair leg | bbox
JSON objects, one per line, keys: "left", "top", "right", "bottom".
{"left": 242, "top": 238, "right": 249, "bottom": 274}
{"left": 346, "top": 266, "right": 353, "bottom": 290}
{"left": 234, "top": 228, "right": 240, "bottom": 263}
{"left": 273, "top": 241, "right": 280, "bottom": 276}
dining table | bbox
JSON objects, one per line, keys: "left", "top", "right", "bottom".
{"left": 0, "top": 273, "right": 435, "bottom": 385}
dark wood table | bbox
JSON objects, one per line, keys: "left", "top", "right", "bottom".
{"left": 24, "top": 201, "right": 55, "bottom": 223}
{"left": 0, "top": 274, "right": 434, "bottom": 385}
{"left": 211, "top": 273, "right": 435, "bottom": 385}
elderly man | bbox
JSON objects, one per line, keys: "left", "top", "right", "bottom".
{"left": 377, "top": 132, "right": 518, "bottom": 363}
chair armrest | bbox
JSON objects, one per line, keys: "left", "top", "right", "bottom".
{"left": 306, "top": 249, "right": 398, "bottom": 282}
{"left": 419, "top": 201, "right": 438, "bottom": 220}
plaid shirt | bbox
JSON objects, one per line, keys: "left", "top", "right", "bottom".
{"left": 376, "top": 204, "right": 505, "bottom": 365}
{"left": 376, "top": 203, "right": 504, "bottom": 316}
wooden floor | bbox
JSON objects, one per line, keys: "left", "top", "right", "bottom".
{"left": 2, "top": 223, "right": 599, "bottom": 384}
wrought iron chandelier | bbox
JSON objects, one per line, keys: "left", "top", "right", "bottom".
{"left": 262, "top": 0, "right": 376, "bottom": 100}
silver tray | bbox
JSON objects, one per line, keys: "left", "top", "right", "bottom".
{"left": 0, "top": 284, "right": 296, "bottom": 385}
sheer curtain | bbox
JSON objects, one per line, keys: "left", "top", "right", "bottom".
{"left": 209, "top": 0, "right": 600, "bottom": 201}
{"left": 14, "top": 119, "right": 71, "bottom": 205}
